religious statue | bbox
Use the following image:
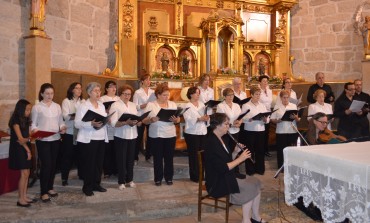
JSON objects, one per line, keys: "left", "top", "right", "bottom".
{"left": 161, "top": 52, "right": 170, "bottom": 72}
{"left": 362, "top": 16, "right": 370, "bottom": 55}
{"left": 181, "top": 54, "right": 190, "bottom": 75}
{"left": 258, "top": 58, "right": 266, "bottom": 75}
{"left": 30, "top": 0, "right": 47, "bottom": 36}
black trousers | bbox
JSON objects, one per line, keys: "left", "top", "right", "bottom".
{"left": 276, "top": 133, "right": 298, "bottom": 168}
{"left": 263, "top": 123, "right": 270, "bottom": 153}
{"left": 103, "top": 140, "right": 117, "bottom": 176}
{"left": 136, "top": 124, "right": 151, "bottom": 160}
{"left": 36, "top": 140, "right": 60, "bottom": 195}
{"left": 114, "top": 137, "right": 136, "bottom": 184}
{"left": 79, "top": 140, "right": 105, "bottom": 192}
{"left": 240, "top": 130, "right": 265, "bottom": 175}
{"left": 60, "top": 134, "right": 78, "bottom": 181}
{"left": 184, "top": 133, "right": 206, "bottom": 182}
{"left": 149, "top": 137, "right": 176, "bottom": 182}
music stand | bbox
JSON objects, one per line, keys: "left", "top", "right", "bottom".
{"left": 274, "top": 165, "right": 292, "bottom": 223}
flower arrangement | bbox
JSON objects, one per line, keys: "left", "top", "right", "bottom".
{"left": 217, "top": 67, "right": 237, "bottom": 75}
{"left": 152, "top": 69, "right": 192, "bottom": 80}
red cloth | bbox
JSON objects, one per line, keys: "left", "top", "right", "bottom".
{"left": 0, "top": 158, "right": 20, "bottom": 195}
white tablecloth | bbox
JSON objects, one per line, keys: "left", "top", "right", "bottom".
{"left": 0, "top": 141, "right": 9, "bottom": 159}
{"left": 284, "top": 141, "right": 370, "bottom": 223}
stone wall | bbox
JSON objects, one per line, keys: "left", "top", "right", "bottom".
{"left": 290, "top": 0, "right": 364, "bottom": 82}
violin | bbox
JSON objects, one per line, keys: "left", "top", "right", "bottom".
{"left": 318, "top": 128, "right": 347, "bottom": 144}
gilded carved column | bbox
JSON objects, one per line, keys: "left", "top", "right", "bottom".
{"left": 176, "top": 0, "right": 183, "bottom": 35}
{"left": 30, "top": 0, "right": 48, "bottom": 37}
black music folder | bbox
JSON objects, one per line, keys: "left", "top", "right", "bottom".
{"left": 157, "top": 107, "right": 189, "bottom": 122}
{"left": 118, "top": 111, "right": 151, "bottom": 122}
{"left": 251, "top": 109, "right": 278, "bottom": 120}
{"left": 281, "top": 107, "right": 306, "bottom": 121}
{"left": 236, "top": 109, "right": 250, "bottom": 121}
{"left": 82, "top": 110, "right": 115, "bottom": 130}
{"left": 233, "top": 97, "right": 251, "bottom": 106}
{"left": 103, "top": 101, "right": 115, "bottom": 110}
{"left": 205, "top": 100, "right": 222, "bottom": 108}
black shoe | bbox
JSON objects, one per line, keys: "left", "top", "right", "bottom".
{"left": 27, "top": 198, "right": 38, "bottom": 203}
{"left": 48, "top": 192, "right": 58, "bottom": 197}
{"left": 235, "top": 172, "right": 246, "bottom": 179}
{"left": 83, "top": 190, "right": 94, "bottom": 196}
{"left": 62, "top": 180, "right": 68, "bottom": 186}
{"left": 17, "top": 202, "right": 31, "bottom": 208}
{"left": 155, "top": 181, "right": 161, "bottom": 186}
{"left": 251, "top": 218, "right": 267, "bottom": 223}
{"left": 165, "top": 180, "right": 173, "bottom": 185}
{"left": 93, "top": 185, "right": 107, "bottom": 192}
{"left": 265, "top": 152, "right": 272, "bottom": 157}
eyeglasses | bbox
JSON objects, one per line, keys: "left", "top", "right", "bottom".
{"left": 122, "top": 93, "right": 131, "bottom": 96}
{"left": 226, "top": 94, "right": 234, "bottom": 97}
{"left": 317, "top": 120, "right": 329, "bottom": 125}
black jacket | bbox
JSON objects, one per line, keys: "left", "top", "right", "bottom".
{"left": 204, "top": 133, "right": 239, "bottom": 198}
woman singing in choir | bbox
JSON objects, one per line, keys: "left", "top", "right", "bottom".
{"left": 258, "top": 75, "right": 272, "bottom": 157}
{"left": 183, "top": 86, "right": 209, "bottom": 183}
{"left": 31, "top": 83, "right": 66, "bottom": 202}
{"left": 232, "top": 77, "right": 247, "bottom": 101}
{"left": 205, "top": 113, "right": 266, "bottom": 223}
{"left": 8, "top": 99, "right": 34, "bottom": 207}
{"left": 270, "top": 90, "right": 300, "bottom": 168}
{"left": 75, "top": 82, "right": 108, "bottom": 196}
{"left": 60, "top": 82, "right": 84, "bottom": 186}
{"left": 110, "top": 84, "right": 140, "bottom": 190}
{"left": 216, "top": 88, "right": 242, "bottom": 150}
{"left": 275, "top": 77, "right": 297, "bottom": 106}
{"left": 240, "top": 86, "right": 268, "bottom": 175}
{"left": 100, "top": 81, "right": 119, "bottom": 178}
{"left": 143, "top": 84, "right": 180, "bottom": 186}
{"left": 307, "top": 89, "right": 333, "bottom": 130}
{"left": 198, "top": 73, "right": 214, "bottom": 105}
{"left": 133, "top": 74, "right": 155, "bottom": 163}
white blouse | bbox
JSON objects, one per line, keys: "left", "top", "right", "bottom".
{"left": 183, "top": 102, "right": 208, "bottom": 135}
{"left": 99, "top": 95, "right": 119, "bottom": 140}
{"left": 259, "top": 86, "right": 273, "bottom": 111}
{"left": 62, "top": 98, "right": 84, "bottom": 135}
{"left": 234, "top": 90, "right": 247, "bottom": 100}
{"left": 308, "top": 102, "right": 333, "bottom": 130}
{"left": 133, "top": 87, "right": 156, "bottom": 115}
{"left": 145, "top": 100, "right": 178, "bottom": 138}
{"left": 275, "top": 89, "right": 297, "bottom": 106}
{"left": 216, "top": 101, "right": 241, "bottom": 134}
{"left": 199, "top": 86, "right": 214, "bottom": 104}
{"left": 241, "top": 101, "right": 268, "bottom": 132}
{"left": 74, "top": 99, "right": 108, "bottom": 143}
{"left": 109, "top": 99, "right": 138, "bottom": 140}
{"left": 271, "top": 102, "right": 298, "bottom": 134}
{"left": 31, "top": 101, "right": 65, "bottom": 141}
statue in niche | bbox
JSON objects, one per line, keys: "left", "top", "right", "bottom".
{"left": 31, "top": 0, "right": 47, "bottom": 31}
{"left": 362, "top": 16, "right": 370, "bottom": 55}
{"left": 258, "top": 58, "right": 266, "bottom": 75}
{"left": 181, "top": 53, "right": 190, "bottom": 75}
{"left": 161, "top": 52, "right": 170, "bottom": 72}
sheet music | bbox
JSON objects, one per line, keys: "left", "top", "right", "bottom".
{"left": 289, "top": 93, "right": 302, "bottom": 105}
{"left": 349, "top": 100, "right": 366, "bottom": 113}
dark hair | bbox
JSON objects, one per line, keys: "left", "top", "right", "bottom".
{"left": 281, "top": 78, "right": 291, "bottom": 89}
{"left": 222, "top": 88, "right": 234, "bottom": 97}
{"left": 186, "top": 86, "right": 199, "bottom": 100}
{"left": 258, "top": 75, "right": 269, "bottom": 82}
{"left": 118, "top": 84, "right": 134, "bottom": 97}
{"left": 154, "top": 83, "right": 170, "bottom": 97}
{"left": 344, "top": 82, "right": 354, "bottom": 90}
{"left": 139, "top": 74, "right": 151, "bottom": 83}
{"left": 8, "top": 99, "right": 31, "bottom": 130}
{"left": 66, "top": 82, "right": 83, "bottom": 100}
{"left": 38, "top": 83, "right": 54, "bottom": 101}
{"left": 312, "top": 112, "right": 327, "bottom": 121}
{"left": 104, "top": 81, "right": 117, "bottom": 95}
{"left": 209, "top": 113, "right": 229, "bottom": 131}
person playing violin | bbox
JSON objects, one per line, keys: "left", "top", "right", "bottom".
{"left": 306, "top": 112, "right": 346, "bottom": 145}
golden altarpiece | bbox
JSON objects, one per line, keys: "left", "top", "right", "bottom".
{"left": 105, "top": 0, "right": 297, "bottom": 99}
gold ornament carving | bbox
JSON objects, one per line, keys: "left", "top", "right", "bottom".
{"left": 30, "top": 0, "right": 48, "bottom": 37}
{"left": 243, "top": 4, "right": 272, "bottom": 14}
{"left": 216, "top": 0, "right": 224, "bottom": 9}
{"left": 148, "top": 16, "right": 158, "bottom": 30}
{"left": 122, "top": 0, "right": 134, "bottom": 38}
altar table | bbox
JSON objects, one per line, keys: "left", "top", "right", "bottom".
{"left": 0, "top": 141, "right": 20, "bottom": 195}
{"left": 284, "top": 141, "right": 370, "bottom": 223}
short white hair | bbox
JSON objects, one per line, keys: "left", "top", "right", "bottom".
{"left": 232, "top": 77, "right": 242, "bottom": 84}
{"left": 86, "top": 82, "right": 101, "bottom": 95}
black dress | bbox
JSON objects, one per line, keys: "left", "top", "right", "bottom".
{"left": 8, "top": 116, "right": 31, "bottom": 170}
